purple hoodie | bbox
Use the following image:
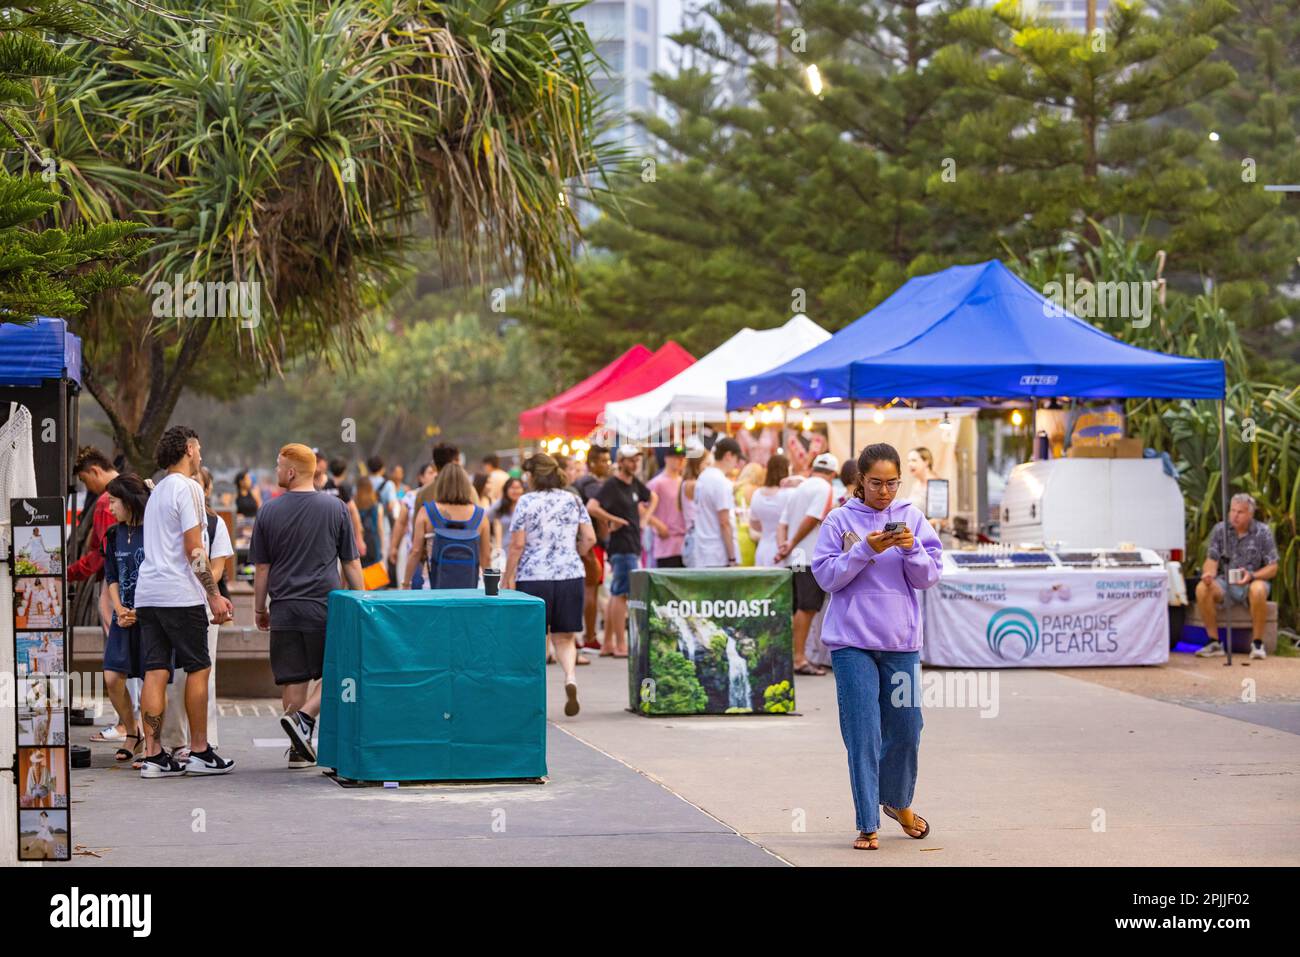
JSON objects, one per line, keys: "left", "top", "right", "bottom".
{"left": 810, "top": 498, "right": 944, "bottom": 652}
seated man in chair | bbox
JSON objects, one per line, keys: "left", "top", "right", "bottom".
{"left": 1195, "top": 493, "right": 1278, "bottom": 660}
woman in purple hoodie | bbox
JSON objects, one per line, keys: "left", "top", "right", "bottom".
{"left": 811, "top": 443, "right": 943, "bottom": 850}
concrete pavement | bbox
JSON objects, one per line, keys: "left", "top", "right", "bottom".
{"left": 62, "top": 653, "right": 1300, "bottom": 866}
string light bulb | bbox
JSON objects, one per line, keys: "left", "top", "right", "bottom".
{"left": 790, "top": 398, "right": 802, "bottom": 409}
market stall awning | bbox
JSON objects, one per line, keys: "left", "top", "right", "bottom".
{"left": 726, "top": 260, "right": 1225, "bottom": 408}
{"left": 518, "top": 344, "right": 653, "bottom": 439}
{"left": 0, "top": 317, "right": 82, "bottom": 387}
{"left": 552, "top": 341, "right": 696, "bottom": 438}
{"left": 603, "top": 315, "right": 831, "bottom": 438}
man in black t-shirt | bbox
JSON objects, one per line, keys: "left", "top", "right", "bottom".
{"left": 589, "top": 445, "right": 657, "bottom": 657}
{"left": 573, "top": 445, "right": 611, "bottom": 650}
{"left": 251, "top": 444, "right": 364, "bottom": 769}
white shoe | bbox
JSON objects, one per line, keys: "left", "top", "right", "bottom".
{"left": 1250, "top": 643, "right": 1266, "bottom": 660}
{"left": 1195, "top": 640, "right": 1224, "bottom": 657}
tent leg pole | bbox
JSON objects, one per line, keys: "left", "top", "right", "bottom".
{"left": 850, "top": 400, "right": 856, "bottom": 459}
{"left": 1218, "top": 400, "right": 1232, "bottom": 666}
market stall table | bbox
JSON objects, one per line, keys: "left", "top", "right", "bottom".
{"left": 318, "top": 589, "right": 547, "bottom": 782}
{"left": 923, "top": 551, "right": 1169, "bottom": 667}
{"left": 628, "top": 567, "right": 795, "bottom": 715}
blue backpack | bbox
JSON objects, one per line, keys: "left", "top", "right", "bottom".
{"left": 424, "top": 502, "right": 484, "bottom": 589}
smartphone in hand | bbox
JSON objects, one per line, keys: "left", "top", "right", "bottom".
{"left": 882, "top": 521, "right": 908, "bottom": 534}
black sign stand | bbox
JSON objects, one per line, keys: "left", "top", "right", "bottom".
{"left": 9, "top": 496, "right": 72, "bottom": 862}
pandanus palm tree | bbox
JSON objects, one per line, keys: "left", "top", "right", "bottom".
{"left": 29, "top": 0, "right": 613, "bottom": 469}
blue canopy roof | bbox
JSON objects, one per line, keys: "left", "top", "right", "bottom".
{"left": 0, "top": 317, "right": 82, "bottom": 387}
{"left": 727, "top": 260, "right": 1225, "bottom": 408}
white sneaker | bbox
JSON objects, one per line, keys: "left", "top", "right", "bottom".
{"left": 1250, "top": 643, "right": 1266, "bottom": 660}
{"left": 1195, "top": 640, "right": 1224, "bottom": 658}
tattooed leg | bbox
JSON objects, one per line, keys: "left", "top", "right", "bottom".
{"left": 141, "top": 669, "right": 169, "bottom": 757}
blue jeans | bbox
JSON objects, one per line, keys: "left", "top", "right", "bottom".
{"left": 831, "top": 647, "right": 924, "bottom": 834}
{"left": 609, "top": 552, "right": 639, "bottom": 597}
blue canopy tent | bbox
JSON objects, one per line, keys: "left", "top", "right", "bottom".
{"left": 726, "top": 260, "right": 1223, "bottom": 407}
{"left": 726, "top": 259, "right": 1237, "bottom": 660}
{"left": 0, "top": 316, "right": 82, "bottom": 502}
{"left": 0, "top": 316, "right": 82, "bottom": 388}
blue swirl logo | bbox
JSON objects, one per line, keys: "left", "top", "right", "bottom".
{"left": 987, "top": 608, "right": 1039, "bottom": 660}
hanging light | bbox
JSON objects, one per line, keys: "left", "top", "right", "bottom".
{"left": 760, "top": 409, "right": 773, "bottom": 425}
{"left": 872, "top": 408, "right": 885, "bottom": 425}
{"left": 744, "top": 414, "right": 757, "bottom": 430}
{"left": 806, "top": 64, "right": 823, "bottom": 96}
{"left": 1011, "top": 409, "right": 1025, "bottom": 427}
{"left": 561, "top": 443, "right": 571, "bottom": 456}
{"left": 938, "top": 412, "right": 953, "bottom": 435}
{"left": 801, "top": 414, "right": 813, "bottom": 431}
{"left": 771, "top": 403, "right": 783, "bottom": 418}
{"left": 790, "top": 398, "right": 802, "bottom": 410}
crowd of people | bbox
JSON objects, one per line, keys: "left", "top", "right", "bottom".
{"left": 68, "top": 421, "right": 1283, "bottom": 854}
{"left": 70, "top": 431, "right": 959, "bottom": 776}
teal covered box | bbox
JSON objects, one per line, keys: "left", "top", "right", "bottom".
{"left": 318, "top": 589, "right": 547, "bottom": 781}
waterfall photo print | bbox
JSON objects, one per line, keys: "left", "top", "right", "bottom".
{"left": 628, "top": 569, "right": 795, "bottom": 716}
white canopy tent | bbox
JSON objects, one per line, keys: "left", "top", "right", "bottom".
{"left": 602, "top": 314, "right": 831, "bottom": 440}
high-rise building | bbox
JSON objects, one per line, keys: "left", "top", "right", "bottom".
{"left": 573, "top": 0, "right": 660, "bottom": 154}
{"left": 1025, "top": 0, "right": 1110, "bottom": 32}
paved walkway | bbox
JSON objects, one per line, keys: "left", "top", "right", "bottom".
{"left": 64, "top": 653, "right": 1300, "bottom": 866}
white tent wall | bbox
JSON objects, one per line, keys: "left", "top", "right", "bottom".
{"left": 825, "top": 409, "right": 979, "bottom": 525}
{"left": 603, "top": 315, "right": 831, "bottom": 440}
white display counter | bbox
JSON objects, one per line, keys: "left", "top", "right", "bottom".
{"left": 923, "top": 558, "right": 1168, "bottom": 668}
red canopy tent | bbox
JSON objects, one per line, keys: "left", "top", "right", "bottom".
{"left": 548, "top": 341, "right": 696, "bottom": 438}
{"left": 518, "top": 344, "right": 652, "bottom": 439}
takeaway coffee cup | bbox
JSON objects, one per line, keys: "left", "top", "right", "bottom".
{"left": 1228, "top": 567, "right": 1248, "bottom": 585}
{"left": 483, "top": 569, "right": 501, "bottom": 596}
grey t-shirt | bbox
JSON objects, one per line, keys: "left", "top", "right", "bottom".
{"left": 249, "top": 490, "right": 358, "bottom": 629}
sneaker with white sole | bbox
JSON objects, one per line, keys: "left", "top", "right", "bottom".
{"left": 280, "top": 710, "right": 316, "bottom": 763}
{"left": 1250, "top": 642, "right": 1266, "bottom": 660}
{"left": 185, "top": 746, "right": 235, "bottom": 775}
{"left": 1195, "top": 639, "right": 1224, "bottom": 658}
{"left": 286, "top": 746, "right": 315, "bottom": 770}
{"left": 140, "top": 750, "right": 187, "bottom": 779}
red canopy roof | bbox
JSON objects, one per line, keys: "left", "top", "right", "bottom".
{"left": 549, "top": 341, "right": 696, "bottom": 438}
{"left": 518, "top": 344, "right": 652, "bottom": 439}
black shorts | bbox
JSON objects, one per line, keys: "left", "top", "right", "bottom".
{"left": 270, "top": 629, "right": 327, "bottom": 685}
{"left": 792, "top": 569, "right": 826, "bottom": 613}
{"left": 138, "top": 605, "right": 211, "bottom": 673}
{"left": 655, "top": 555, "right": 685, "bottom": 568}
{"left": 515, "top": 577, "right": 585, "bottom": 635}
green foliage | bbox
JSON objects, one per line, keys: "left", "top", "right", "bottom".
{"left": 0, "top": 1, "right": 144, "bottom": 322}
{"left": 25, "top": 0, "right": 612, "bottom": 466}
{"left": 168, "top": 284, "right": 554, "bottom": 468}
{"left": 763, "top": 680, "right": 795, "bottom": 714}
{"left": 1009, "top": 223, "right": 1299, "bottom": 622}
{"left": 642, "top": 642, "right": 708, "bottom": 715}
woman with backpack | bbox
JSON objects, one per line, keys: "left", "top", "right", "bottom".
{"left": 402, "top": 463, "right": 491, "bottom": 590}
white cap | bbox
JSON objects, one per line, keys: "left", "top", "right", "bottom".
{"left": 812, "top": 452, "right": 840, "bottom": 473}
{"left": 616, "top": 444, "right": 642, "bottom": 460}
{"left": 683, "top": 436, "right": 707, "bottom": 459}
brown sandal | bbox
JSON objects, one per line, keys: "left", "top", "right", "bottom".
{"left": 795, "top": 662, "right": 826, "bottom": 676}
{"left": 882, "top": 805, "right": 930, "bottom": 839}
{"left": 853, "top": 831, "right": 879, "bottom": 850}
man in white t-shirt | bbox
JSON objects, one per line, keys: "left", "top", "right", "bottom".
{"left": 134, "top": 426, "right": 236, "bottom": 779}
{"left": 690, "top": 437, "right": 743, "bottom": 567}
{"left": 775, "top": 452, "right": 838, "bottom": 675}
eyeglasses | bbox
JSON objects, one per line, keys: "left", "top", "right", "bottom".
{"left": 865, "top": 479, "right": 901, "bottom": 492}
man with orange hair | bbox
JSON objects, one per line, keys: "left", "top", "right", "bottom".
{"left": 250, "top": 443, "right": 364, "bottom": 769}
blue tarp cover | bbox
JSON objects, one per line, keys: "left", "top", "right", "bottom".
{"left": 319, "top": 589, "right": 547, "bottom": 782}
{"left": 727, "top": 260, "right": 1225, "bottom": 408}
{"left": 0, "top": 317, "right": 82, "bottom": 387}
